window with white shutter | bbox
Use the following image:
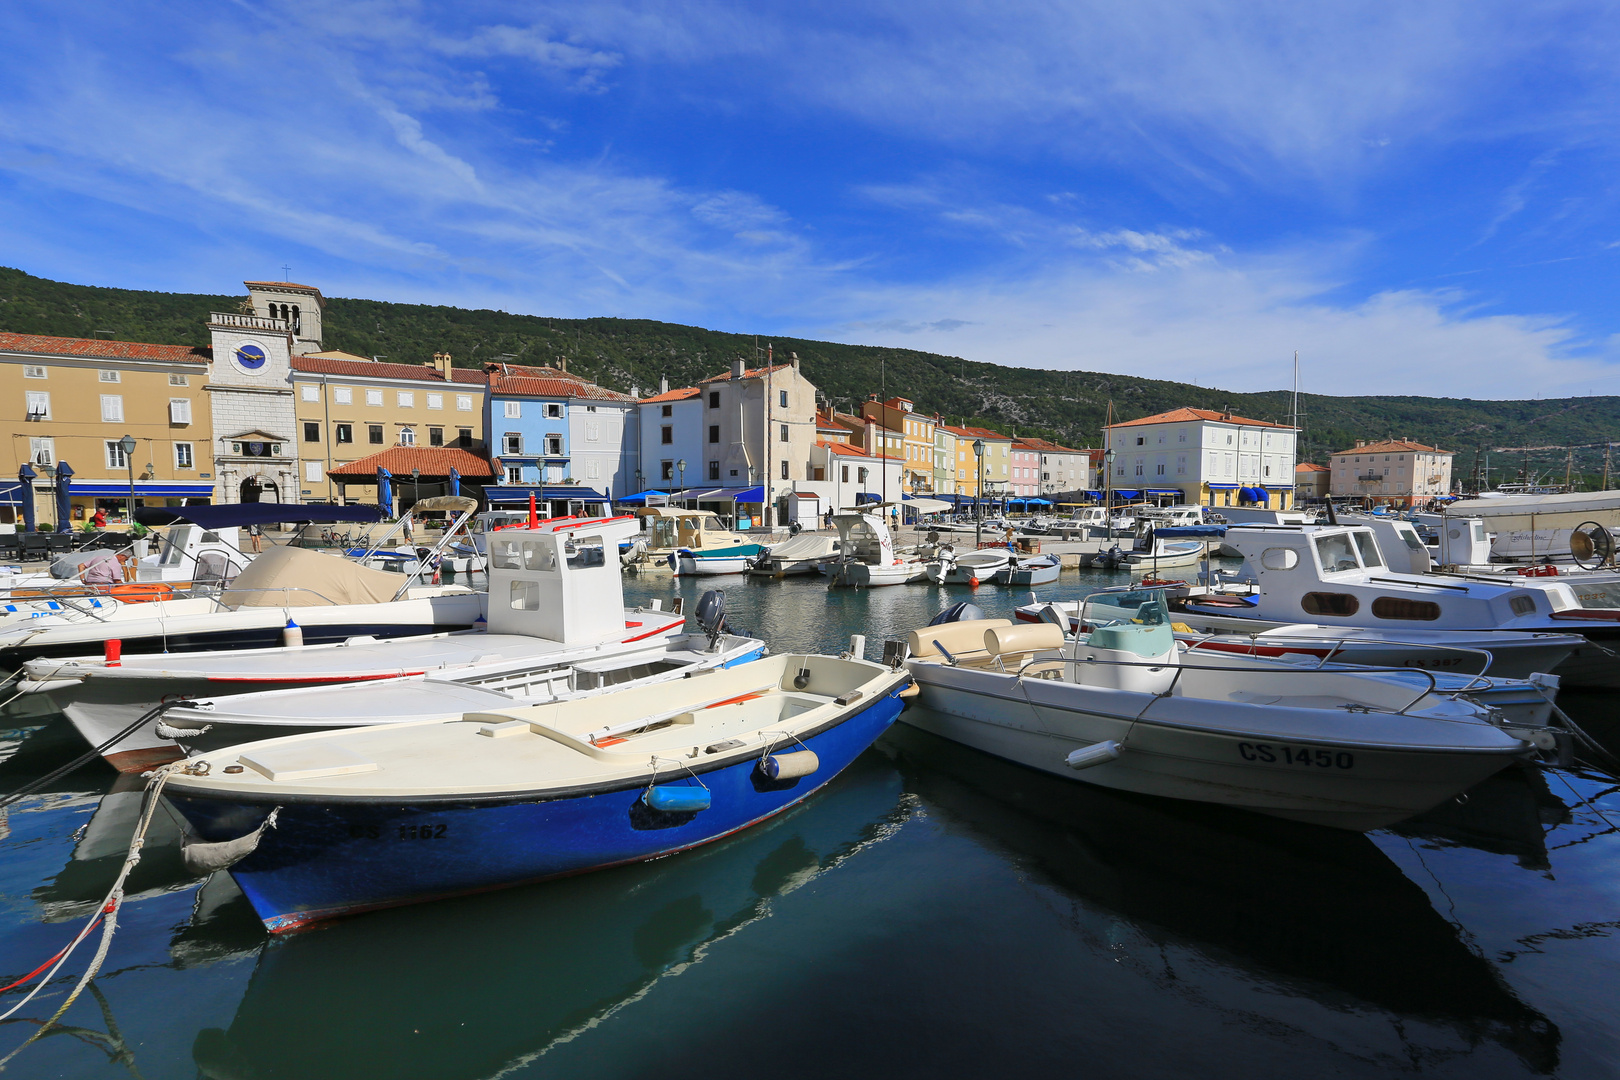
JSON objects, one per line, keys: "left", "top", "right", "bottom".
{"left": 426, "top": 393, "right": 443, "bottom": 410}
{"left": 504, "top": 401, "right": 521, "bottom": 419}
{"left": 25, "top": 391, "right": 49, "bottom": 421}
{"left": 335, "top": 387, "right": 353, "bottom": 404}
{"left": 301, "top": 384, "right": 319, "bottom": 402}
{"left": 457, "top": 395, "right": 473, "bottom": 411}
{"left": 365, "top": 389, "right": 384, "bottom": 407}
{"left": 304, "top": 460, "right": 323, "bottom": 482}
{"left": 29, "top": 437, "right": 53, "bottom": 464}
{"left": 101, "top": 395, "right": 123, "bottom": 422}
{"left": 397, "top": 391, "right": 414, "bottom": 408}
{"left": 169, "top": 398, "right": 192, "bottom": 424}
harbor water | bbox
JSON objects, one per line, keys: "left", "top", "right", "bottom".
{"left": 2, "top": 564, "right": 1619, "bottom": 1078}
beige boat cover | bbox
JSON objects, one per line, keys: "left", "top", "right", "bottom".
{"left": 222, "top": 545, "right": 402, "bottom": 608}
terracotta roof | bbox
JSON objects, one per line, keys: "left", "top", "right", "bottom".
{"left": 818, "top": 439, "right": 901, "bottom": 462}
{"left": 490, "top": 374, "right": 634, "bottom": 402}
{"left": 939, "top": 424, "right": 1010, "bottom": 441}
{"left": 1013, "top": 437, "right": 1083, "bottom": 453}
{"left": 1107, "top": 407, "right": 1294, "bottom": 430}
{"left": 291, "top": 354, "right": 486, "bottom": 384}
{"left": 700, "top": 363, "right": 793, "bottom": 384}
{"left": 641, "top": 387, "right": 702, "bottom": 404}
{"left": 0, "top": 331, "right": 211, "bottom": 365}
{"left": 1333, "top": 440, "right": 1450, "bottom": 456}
{"left": 327, "top": 446, "right": 495, "bottom": 477}
{"left": 1296, "top": 462, "right": 1330, "bottom": 472}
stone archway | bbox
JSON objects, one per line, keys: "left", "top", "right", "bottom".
{"left": 240, "top": 476, "right": 279, "bottom": 504}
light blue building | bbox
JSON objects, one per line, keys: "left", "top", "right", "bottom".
{"left": 484, "top": 364, "right": 636, "bottom": 515}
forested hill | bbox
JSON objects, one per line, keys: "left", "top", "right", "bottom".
{"left": 2, "top": 266, "right": 1616, "bottom": 476}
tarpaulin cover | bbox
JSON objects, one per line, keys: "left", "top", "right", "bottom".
{"left": 1155, "top": 525, "right": 1228, "bottom": 538}
{"left": 222, "top": 545, "right": 401, "bottom": 608}
{"left": 135, "top": 503, "right": 383, "bottom": 529}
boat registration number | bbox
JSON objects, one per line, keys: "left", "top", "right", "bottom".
{"left": 1238, "top": 743, "right": 1354, "bottom": 769}
{"left": 346, "top": 823, "right": 448, "bottom": 840}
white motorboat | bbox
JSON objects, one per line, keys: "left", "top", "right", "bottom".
{"left": 996, "top": 553, "right": 1062, "bottom": 587}
{"left": 748, "top": 532, "right": 841, "bottom": 576}
{"left": 821, "top": 510, "right": 927, "bottom": 587}
{"left": 29, "top": 515, "right": 764, "bottom": 772}
{"left": 1176, "top": 521, "right": 1620, "bottom": 687}
{"left": 925, "top": 546, "right": 1014, "bottom": 584}
{"left": 898, "top": 594, "right": 1541, "bottom": 831}
{"left": 1095, "top": 525, "right": 1213, "bottom": 570}
{"left": 630, "top": 507, "right": 753, "bottom": 572}
{"left": 670, "top": 543, "right": 763, "bottom": 575}
{"left": 1015, "top": 593, "right": 1582, "bottom": 681}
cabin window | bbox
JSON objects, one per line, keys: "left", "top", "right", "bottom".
{"left": 509, "top": 580, "right": 541, "bottom": 610}
{"left": 1260, "top": 548, "right": 1298, "bottom": 571}
{"left": 1301, "top": 592, "right": 1360, "bottom": 617}
{"left": 1396, "top": 528, "right": 1425, "bottom": 551}
{"left": 565, "top": 535, "right": 606, "bottom": 569}
{"left": 491, "top": 539, "right": 523, "bottom": 570}
{"left": 523, "top": 541, "right": 557, "bottom": 571}
{"left": 1313, "top": 533, "right": 1360, "bottom": 573}
{"left": 1351, "top": 531, "right": 1383, "bottom": 568}
{"left": 1371, "top": 597, "right": 1440, "bottom": 621}
{"left": 1510, "top": 595, "right": 1536, "bottom": 616}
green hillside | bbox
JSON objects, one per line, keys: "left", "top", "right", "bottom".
{"left": 2, "top": 266, "right": 1615, "bottom": 483}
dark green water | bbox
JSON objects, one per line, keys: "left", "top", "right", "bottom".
{"left": 2, "top": 567, "right": 1619, "bottom": 1078}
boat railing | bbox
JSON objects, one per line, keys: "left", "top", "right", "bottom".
{"left": 1176, "top": 627, "right": 1501, "bottom": 686}
{"left": 1005, "top": 651, "right": 1447, "bottom": 716}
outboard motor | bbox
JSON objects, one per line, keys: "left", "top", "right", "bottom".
{"left": 695, "top": 589, "right": 727, "bottom": 650}
{"left": 929, "top": 601, "right": 984, "bottom": 625}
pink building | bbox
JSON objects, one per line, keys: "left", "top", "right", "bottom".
{"left": 1009, "top": 440, "right": 1042, "bottom": 497}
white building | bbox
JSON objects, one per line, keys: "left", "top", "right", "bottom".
{"left": 802, "top": 440, "right": 906, "bottom": 512}
{"left": 1329, "top": 439, "right": 1453, "bottom": 506}
{"left": 1105, "top": 407, "right": 1298, "bottom": 509}
{"left": 638, "top": 384, "right": 705, "bottom": 491}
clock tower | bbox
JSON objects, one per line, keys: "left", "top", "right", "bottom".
{"left": 206, "top": 281, "right": 324, "bottom": 504}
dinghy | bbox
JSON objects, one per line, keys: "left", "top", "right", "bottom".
{"left": 898, "top": 591, "right": 1543, "bottom": 830}
{"left": 821, "top": 510, "right": 926, "bottom": 586}
{"left": 670, "top": 542, "right": 763, "bottom": 575}
{"left": 925, "top": 546, "right": 1013, "bottom": 584}
{"left": 160, "top": 652, "right": 912, "bottom": 931}
{"left": 995, "top": 553, "right": 1061, "bottom": 587}
{"left": 748, "top": 532, "right": 841, "bottom": 576}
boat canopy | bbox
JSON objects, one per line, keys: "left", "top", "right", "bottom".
{"left": 221, "top": 546, "right": 404, "bottom": 608}
{"left": 134, "top": 503, "right": 384, "bottom": 529}
{"left": 1154, "top": 525, "right": 1228, "bottom": 538}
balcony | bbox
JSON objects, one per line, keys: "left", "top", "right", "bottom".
{"left": 1356, "top": 472, "right": 1384, "bottom": 483}
{"left": 209, "top": 312, "right": 288, "bottom": 332}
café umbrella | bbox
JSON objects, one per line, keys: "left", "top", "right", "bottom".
{"left": 53, "top": 461, "right": 74, "bottom": 532}
{"left": 377, "top": 467, "right": 394, "bottom": 517}
{"left": 16, "top": 464, "right": 35, "bottom": 534}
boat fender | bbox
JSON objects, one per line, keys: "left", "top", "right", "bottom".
{"left": 104, "top": 638, "right": 122, "bottom": 667}
{"left": 181, "top": 807, "right": 279, "bottom": 876}
{"left": 643, "top": 785, "right": 711, "bottom": 813}
{"left": 1065, "top": 740, "right": 1122, "bottom": 771}
{"left": 282, "top": 619, "right": 304, "bottom": 648}
{"left": 760, "top": 750, "right": 819, "bottom": 780}
{"left": 793, "top": 667, "right": 812, "bottom": 689}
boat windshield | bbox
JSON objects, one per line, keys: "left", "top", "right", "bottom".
{"left": 1351, "top": 530, "right": 1384, "bottom": 569}
{"left": 1570, "top": 579, "right": 1620, "bottom": 610}
{"left": 1314, "top": 532, "right": 1361, "bottom": 573}
{"left": 650, "top": 519, "right": 681, "bottom": 549}
{"left": 158, "top": 527, "right": 190, "bottom": 566}
{"left": 1081, "top": 588, "right": 1170, "bottom": 629}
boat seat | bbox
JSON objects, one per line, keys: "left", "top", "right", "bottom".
{"left": 984, "top": 623, "right": 1065, "bottom": 672}
{"left": 908, "top": 618, "right": 1010, "bottom": 664}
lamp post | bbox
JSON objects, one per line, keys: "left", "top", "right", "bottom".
{"left": 973, "top": 438, "right": 985, "bottom": 549}
{"left": 1104, "top": 447, "right": 1116, "bottom": 539}
{"left": 118, "top": 434, "right": 137, "bottom": 526}
{"left": 676, "top": 459, "right": 687, "bottom": 499}
{"left": 411, "top": 467, "right": 421, "bottom": 512}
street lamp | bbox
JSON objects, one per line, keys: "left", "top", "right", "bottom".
{"left": 118, "top": 434, "right": 137, "bottom": 525}
{"left": 972, "top": 439, "right": 985, "bottom": 548}
{"left": 411, "top": 467, "right": 421, "bottom": 512}
{"left": 1103, "top": 447, "right": 1116, "bottom": 539}
{"left": 676, "top": 458, "right": 687, "bottom": 497}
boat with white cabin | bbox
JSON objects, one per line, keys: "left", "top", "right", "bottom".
{"left": 821, "top": 510, "right": 927, "bottom": 586}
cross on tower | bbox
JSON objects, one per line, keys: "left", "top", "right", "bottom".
{"left": 281, "top": 264, "right": 292, "bottom": 281}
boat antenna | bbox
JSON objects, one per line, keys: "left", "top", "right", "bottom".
{"left": 1290, "top": 349, "right": 1300, "bottom": 447}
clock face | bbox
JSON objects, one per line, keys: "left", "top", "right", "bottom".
{"left": 233, "top": 342, "right": 268, "bottom": 375}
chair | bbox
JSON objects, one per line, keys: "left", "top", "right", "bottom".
{"left": 0, "top": 534, "right": 21, "bottom": 561}
{"left": 20, "top": 534, "right": 49, "bottom": 562}
{"left": 45, "top": 533, "right": 73, "bottom": 555}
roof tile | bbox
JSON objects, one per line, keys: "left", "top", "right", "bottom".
{"left": 1107, "top": 407, "right": 1293, "bottom": 430}
{"left": 0, "top": 331, "right": 211, "bottom": 364}
{"left": 291, "top": 355, "right": 485, "bottom": 384}
{"left": 327, "top": 446, "right": 495, "bottom": 477}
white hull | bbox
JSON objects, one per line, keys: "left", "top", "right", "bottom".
{"left": 673, "top": 555, "right": 754, "bottom": 575}
{"left": 904, "top": 663, "right": 1527, "bottom": 831}
{"left": 821, "top": 559, "right": 923, "bottom": 587}
{"left": 926, "top": 551, "right": 1013, "bottom": 584}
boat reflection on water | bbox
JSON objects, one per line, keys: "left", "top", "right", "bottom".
{"left": 1393, "top": 764, "right": 1571, "bottom": 872}
{"left": 188, "top": 755, "right": 910, "bottom": 1080}
{"left": 880, "top": 719, "right": 1561, "bottom": 1076}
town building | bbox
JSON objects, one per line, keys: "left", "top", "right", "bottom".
{"left": 1295, "top": 462, "right": 1330, "bottom": 501}
{"left": 1013, "top": 437, "right": 1093, "bottom": 497}
{"left": 1328, "top": 440, "right": 1453, "bottom": 506}
{"left": 805, "top": 439, "right": 905, "bottom": 512}
{"left": 1008, "top": 440, "right": 1041, "bottom": 497}
{"left": 939, "top": 425, "right": 1012, "bottom": 499}
{"left": 690, "top": 358, "right": 819, "bottom": 527}
{"left": 859, "top": 396, "right": 936, "bottom": 493}
{"left": 485, "top": 362, "right": 637, "bottom": 512}
{"left": 933, "top": 422, "right": 958, "bottom": 495}
{"left": 0, "top": 331, "right": 216, "bottom": 527}
{"left": 291, "top": 350, "right": 486, "bottom": 506}
{"left": 326, "top": 445, "right": 496, "bottom": 513}
{"left": 639, "top": 384, "right": 705, "bottom": 490}
{"left": 1104, "top": 407, "right": 1298, "bottom": 509}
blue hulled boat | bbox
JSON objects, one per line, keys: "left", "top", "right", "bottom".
{"left": 162, "top": 653, "right": 911, "bottom": 931}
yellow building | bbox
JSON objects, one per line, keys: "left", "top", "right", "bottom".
{"left": 290, "top": 351, "right": 488, "bottom": 504}
{"left": 939, "top": 424, "right": 1011, "bottom": 499}
{"left": 860, "top": 396, "right": 936, "bottom": 493}
{"left": 0, "top": 331, "right": 216, "bottom": 527}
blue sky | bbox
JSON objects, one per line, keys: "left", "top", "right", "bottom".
{"left": 1, "top": 1, "right": 1617, "bottom": 398}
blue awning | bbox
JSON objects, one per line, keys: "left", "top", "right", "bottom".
{"left": 134, "top": 503, "right": 383, "bottom": 529}
{"left": 68, "top": 481, "right": 217, "bottom": 498}
{"left": 855, "top": 491, "right": 883, "bottom": 504}
{"left": 0, "top": 481, "right": 24, "bottom": 503}
{"left": 486, "top": 486, "right": 609, "bottom": 504}
{"left": 1113, "top": 489, "right": 1141, "bottom": 500}
{"left": 616, "top": 489, "right": 669, "bottom": 505}
{"left": 681, "top": 486, "right": 764, "bottom": 502}
{"left": 1207, "top": 483, "right": 1240, "bottom": 490}
{"left": 1145, "top": 488, "right": 1183, "bottom": 497}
